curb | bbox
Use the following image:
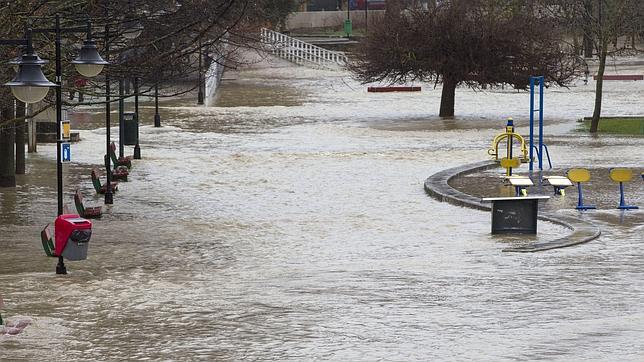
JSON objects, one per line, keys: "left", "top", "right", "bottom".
{"left": 424, "top": 161, "right": 601, "bottom": 252}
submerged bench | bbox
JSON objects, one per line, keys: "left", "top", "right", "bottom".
{"left": 593, "top": 74, "right": 643, "bottom": 81}
{"left": 367, "top": 86, "right": 421, "bottom": 92}
{"left": 109, "top": 142, "right": 132, "bottom": 169}
{"left": 74, "top": 190, "right": 102, "bottom": 218}
{"left": 91, "top": 168, "right": 119, "bottom": 194}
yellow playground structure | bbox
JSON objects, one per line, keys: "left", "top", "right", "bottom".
{"left": 488, "top": 118, "right": 529, "bottom": 176}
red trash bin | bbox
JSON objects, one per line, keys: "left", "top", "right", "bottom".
{"left": 54, "top": 214, "right": 92, "bottom": 261}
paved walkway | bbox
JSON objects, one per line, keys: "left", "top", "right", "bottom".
{"left": 424, "top": 161, "right": 602, "bottom": 252}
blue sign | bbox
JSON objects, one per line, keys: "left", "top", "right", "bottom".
{"left": 61, "top": 143, "right": 71, "bottom": 163}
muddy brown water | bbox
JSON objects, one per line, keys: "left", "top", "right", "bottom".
{"left": 1, "top": 61, "right": 643, "bottom": 360}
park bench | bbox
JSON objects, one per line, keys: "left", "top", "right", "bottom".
{"left": 367, "top": 86, "right": 422, "bottom": 92}
{"left": 41, "top": 224, "right": 55, "bottom": 257}
{"left": 111, "top": 167, "right": 129, "bottom": 181}
{"left": 74, "top": 189, "right": 102, "bottom": 218}
{"left": 91, "top": 168, "right": 119, "bottom": 194}
{"left": 109, "top": 142, "right": 132, "bottom": 169}
{"left": 593, "top": 74, "right": 643, "bottom": 81}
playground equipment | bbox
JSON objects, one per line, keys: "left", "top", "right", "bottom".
{"left": 609, "top": 168, "right": 639, "bottom": 210}
{"left": 529, "top": 76, "right": 553, "bottom": 172}
{"left": 543, "top": 175, "right": 573, "bottom": 196}
{"left": 41, "top": 214, "right": 92, "bottom": 274}
{"left": 488, "top": 118, "right": 529, "bottom": 176}
{"left": 567, "top": 168, "right": 596, "bottom": 210}
{"left": 502, "top": 175, "right": 533, "bottom": 197}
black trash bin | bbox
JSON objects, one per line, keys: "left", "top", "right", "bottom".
{"left": 123, "top": 112, "right": 138, "bottom": 146}
{"left": 481, "top": 196, "right": 550, "bottom": 234}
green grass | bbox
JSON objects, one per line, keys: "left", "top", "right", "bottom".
{"left": 580, "top": 117, "right": 644, "bottom": 134}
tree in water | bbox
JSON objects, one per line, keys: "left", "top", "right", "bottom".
{"left": 351, "top": 0, "right": 582, "bottom": 118}
{"left": 551, "top": 0, "right": 642, "bottom": 133}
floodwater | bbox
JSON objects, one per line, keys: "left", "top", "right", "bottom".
{"left": 1, "top": 56, "right": 643, "bottom": 360}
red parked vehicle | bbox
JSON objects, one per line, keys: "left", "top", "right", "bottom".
{"left": 352, "top": 0, "right": 386, "bottom": 10}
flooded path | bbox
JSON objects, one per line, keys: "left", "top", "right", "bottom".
{"left": 1, "top": 56, "right": 643, "bottom": 360}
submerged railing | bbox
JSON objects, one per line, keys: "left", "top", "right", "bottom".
{"left": 204, "top": 58, "right": 224, "bottom": 106}
{"left": 260, "top": 28, "right": 347, "bottom": 69}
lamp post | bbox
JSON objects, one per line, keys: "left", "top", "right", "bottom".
{"left": 154, "top": 82, "right": 161, "bottom": 127}
{"left": 33, "top": 15, "right": 107, "bottom": 275}
{"left": 118, "top": 79, "right": 125, "bottom": 159}
{"left": 2, "top": 29, "right": 55, "bottom": 103}
{"left": 29, "top": 15, "right": 108, "bottom": 219}
{"left": 103, "top": 19, "right": 113, "bottom": 205}
{"left": 0, "top": 29, "right": 54, "bottom": 189}
{"left": 133, "top": 77, "right": 141, "bottom": 159}
{"left": 117, "top": 13, "right": 143, "bottom": 160}
{"left": 197, "top": 40, "right": 204, "bottom": 105}
{"left": 3, "top": 18, "right": 106, "bottom": 275}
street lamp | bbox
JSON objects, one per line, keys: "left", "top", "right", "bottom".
{"left": 72, "top": 39, "right": 108, "bottom": 77}
{"left": 2, "top": 29, "right": 55, "bottom": 104}
{"left": 34, "top": 15, "right": 107, "bottom": 275}
{"left": 154, "top": 82, "right": 161, "bottom": 127}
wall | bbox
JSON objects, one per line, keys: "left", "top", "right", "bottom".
{"left": 285, "top": 10, "right": 385, "bottom": 30}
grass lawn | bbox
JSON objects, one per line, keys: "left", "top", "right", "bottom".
{"left": 580, "top": 117, "right": 644, "bottom": 134}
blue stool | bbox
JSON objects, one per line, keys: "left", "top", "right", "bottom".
{"left": 610, "top": 168, "right": 638, "bottom": 210}
{"left": 567, "top": 168, "right": 596, "bottom": 210}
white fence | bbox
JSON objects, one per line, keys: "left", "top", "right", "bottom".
{"left": 260, "top": 28, "right": 347, "bottom": 69}
{"left": 204, "top": 58, "right": 225, "bottom": 106}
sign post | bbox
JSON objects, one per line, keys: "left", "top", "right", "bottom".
{"left": 61, "top": 142, "right": 71, "bottom": 163}
{"left": 61, "top": 120, "right": 71, "bottom": 141}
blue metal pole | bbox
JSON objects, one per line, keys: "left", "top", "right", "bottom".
{"left": 576, "top": 183, "right": 584, "bottom": 209}
{"left": 538, "top": 76, "right": 544, "bottom": 171}
{"left": 529, "top": 77, "right": 535, "bottom": 172}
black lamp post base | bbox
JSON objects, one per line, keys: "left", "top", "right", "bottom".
{"left": 134, "top": 144, "right": 141, "bottom": 159}
{"left": 154, "top": 114, "right": 161, "bottom": 127}
{"left": 104, "top": 191, "right": 113, "bottom": 204}
{"left": 56, "top": 256, "right": 67, "bottom": 275}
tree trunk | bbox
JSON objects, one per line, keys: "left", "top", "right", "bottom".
{"left": 590, "top": 39, "right": 608, "bottom": 133}
{"left": 583, "top": 0, "right": 594, "bottom": 58}
{"left": 15, "top": 101, "right": 26, "bottom": 175}
{"left": 439, "top": 78, "right": 457, "bottom": 118}
{"left": 0, "top": 94, "right": 16, "bottom": 187}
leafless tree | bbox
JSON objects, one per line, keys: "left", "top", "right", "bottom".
{"left": 0, "top": 0, "right": 298, "bottom": 186}
{"left": 351, "top": 0, "right": 583, "bottom": 118}
{"left": 543, "top": 0, "right": 643, "bottom": 133}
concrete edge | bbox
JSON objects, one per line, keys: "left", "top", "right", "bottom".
{"left": 423, "top": 161, "right": 602, "bottom": 253}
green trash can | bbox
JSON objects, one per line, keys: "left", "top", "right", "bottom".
{"left": 123, "top": 112, "right": 139, "bottom": 146}
{"left": 344, "top": 19, "right": 352, "bottom": 37}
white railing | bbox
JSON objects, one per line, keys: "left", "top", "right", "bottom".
{"left": 260, "top": 28, "right": 348, "bottom": 69}
{"left": 204, "top": 58, "right": 224, "bottom": 106}
{"left": 203, "top": 33, "right": 229, "bottom": 106}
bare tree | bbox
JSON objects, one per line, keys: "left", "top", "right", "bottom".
{"left": 548, "top": 0, "right": 642, "bottom": 133}
{"left": 0, "top": 0, "right": 298, "bottom": 186}
{"left": 351, "top": 0, "right": 582, "bottom": 118}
